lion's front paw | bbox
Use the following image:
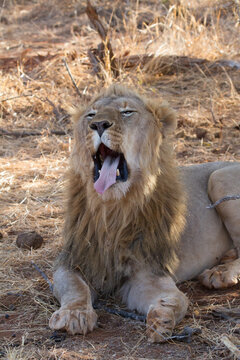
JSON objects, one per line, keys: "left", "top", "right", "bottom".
{"left": 49, "top": 306, "right": 98, "bottom": 335}
{"left": 146, "top": 305, "right": 175, "bottom": 343}
{"left": 199, "top": 262, "right": 240, "bottom": 289}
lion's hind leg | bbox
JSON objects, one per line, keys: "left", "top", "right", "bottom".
{"left": 199, "top": 249, "right": 240, "bottom": 288}
{"left": 199, "top": 165, "right": 240, "bottom": 289}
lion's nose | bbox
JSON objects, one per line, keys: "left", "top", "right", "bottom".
{"left": 89, "top": 120, "right": 113, "bottom": 137}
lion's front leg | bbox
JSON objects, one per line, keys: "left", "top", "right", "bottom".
{"left": 49, "top": 266, "right": 97, "bottom": 335}
{"left": 120, "top": 270, "right": 189, "bottom": 342}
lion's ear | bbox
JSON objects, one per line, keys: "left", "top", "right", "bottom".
{"left": 146, "top": 99, "right": 177, "bottom": 137}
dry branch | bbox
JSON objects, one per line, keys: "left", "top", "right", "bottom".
{"left": 31, "top": 261, "right": 53, "bottom": 292}
{"left": 0, "top": 94, "right": 33, "bottom": 102}
{"left": 221, "top": 335, "right": 240, "bottom": 359}
{"left": 212, "top": 307, "right": 240, "bottom": 323}
{"left": 62, "top": 58, "right": 82, "bottom": 98}
{"left": 145, "top": 324, "right": 201, "bottom": 343}
{"left": 0, "top": 128, "right": 69, "bottom": 137}
{"left": 207, "top": 194, "right": 240, "bottom": 209}
{"left": 0, "top": 52, "right": 57, "bottom": 70}
{"left": 104, "top": 54, "right": 240, "bottom": 75}
{"left": 86, "top": 0, "right": 119, "bottom": 78}
{"left": 142, "top": 56, "right": 240, "bottom": 76}
{"left": 93, "top": 301, "right": 146, "bottom": 322}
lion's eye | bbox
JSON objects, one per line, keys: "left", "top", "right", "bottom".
{"left": 86, "top": 111, "right": 96, "bottom": 119}
{"left": 120, "top": 110, "right": 136, "bottom": 117}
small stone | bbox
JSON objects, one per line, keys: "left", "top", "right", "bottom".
{"left": 16, "top": 231, "right": 43, "bottom": 250}
{"left": 195, "top": 127, "right": 208, "bottom": 139}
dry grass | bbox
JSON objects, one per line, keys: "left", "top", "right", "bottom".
{"left": 0, "top": 0, "right": 240, "bottom": 359}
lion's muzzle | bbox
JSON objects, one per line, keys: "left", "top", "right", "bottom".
{"left": 93, "top": 143, "right": 128, "bottom": 194}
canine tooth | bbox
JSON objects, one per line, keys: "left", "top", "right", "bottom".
{"left": 116, "top": 169, "right": 120, "bottom": 177}
{"left": 98, "top": 170, "right": 101, "bottom": 174}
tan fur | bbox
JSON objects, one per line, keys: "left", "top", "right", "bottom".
{"left": 57, "top": 84, "right": 186, "bottom": 294}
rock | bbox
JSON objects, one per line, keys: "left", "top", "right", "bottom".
{"left": 16, "top": 231, "right": 43, "bottom": 250}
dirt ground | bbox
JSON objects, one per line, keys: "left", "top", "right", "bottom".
{"left": 0, "top": 0, "right": 240, "bottom": 359}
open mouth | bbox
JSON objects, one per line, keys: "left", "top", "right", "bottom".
{"left": 93, "top": 143, "right": 128, "bottom": 194}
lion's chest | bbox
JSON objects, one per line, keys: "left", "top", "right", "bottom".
{"left": 79, "top": 237, "right": 134, "bottom": 294}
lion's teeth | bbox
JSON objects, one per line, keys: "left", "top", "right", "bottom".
{"left": 98, "top": 170, "right": 101, "bottom": 174}
{"left": 116, "top": 169, "right": 120, "bottom": 177}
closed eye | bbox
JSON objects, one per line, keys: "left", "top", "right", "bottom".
{"left": 86, "top": 111, "right": 97, "bottom": 119}
{"left": 120, "top": 110, "right": 136, "bottom": 117}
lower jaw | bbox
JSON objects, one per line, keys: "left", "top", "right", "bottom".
{"left": 92, "top": 181, "right": 129, "bottom": 199}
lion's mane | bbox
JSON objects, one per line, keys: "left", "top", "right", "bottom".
{"left": 57, "top": 85, "right": 186, "bottom": 294}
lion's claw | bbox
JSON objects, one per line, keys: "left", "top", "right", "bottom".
{"left": 49, "top": 307, "right": 98, "bottom": 335}
{"left": 199, "top": 262, "right": 240, "bottom": 289}
{"left": 146, "top": 305, "right": 175, "bottom": 343}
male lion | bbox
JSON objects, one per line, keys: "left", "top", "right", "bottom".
{"left": 49, "top": 84, "right": 240, "bottom": 342}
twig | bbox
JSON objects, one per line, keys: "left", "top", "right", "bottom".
{"left": 212, "top": 307, "right": 240, "bottom": 323}
{"left": 45, "top": 98, "right": 61, "bottom": 120}
{"left": 207, "top": 194, "right": 240, "bottom": 209}
{"left": 0, "top": 128, "right": 69, "bottom": 137}
{"left": 221, "top": 335, "right": 240, "bottom": 359}
{"left": 93, "top": 301, "right": 146, "bottom": 322}
{"left": 0, "top": 94, "right": 33, "bottom": 102}
{"left": 145, "top": 324, "right": 201, "bottom": 343}
{"left": 62, "top": 58, "right": 82, "bottom": 98}
{"left": 86, "top": 0, "right": 119, "bottom": 78}
{"left": 31, "top": 261, "right": 53, "bottom": 292}
{"left": 165, "top": 326, "right": 201, "bottom": 343}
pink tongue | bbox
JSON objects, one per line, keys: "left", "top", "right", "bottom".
{"left": 94, "top": 155, "right": 120, "bottom": 194}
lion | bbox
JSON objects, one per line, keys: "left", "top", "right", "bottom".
{"left": 49, "top": 84, "right": 240, "bottom": 342}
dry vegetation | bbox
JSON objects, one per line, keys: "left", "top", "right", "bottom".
{"left": 0, "top": 0, "right": 240, "bottom": 359}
